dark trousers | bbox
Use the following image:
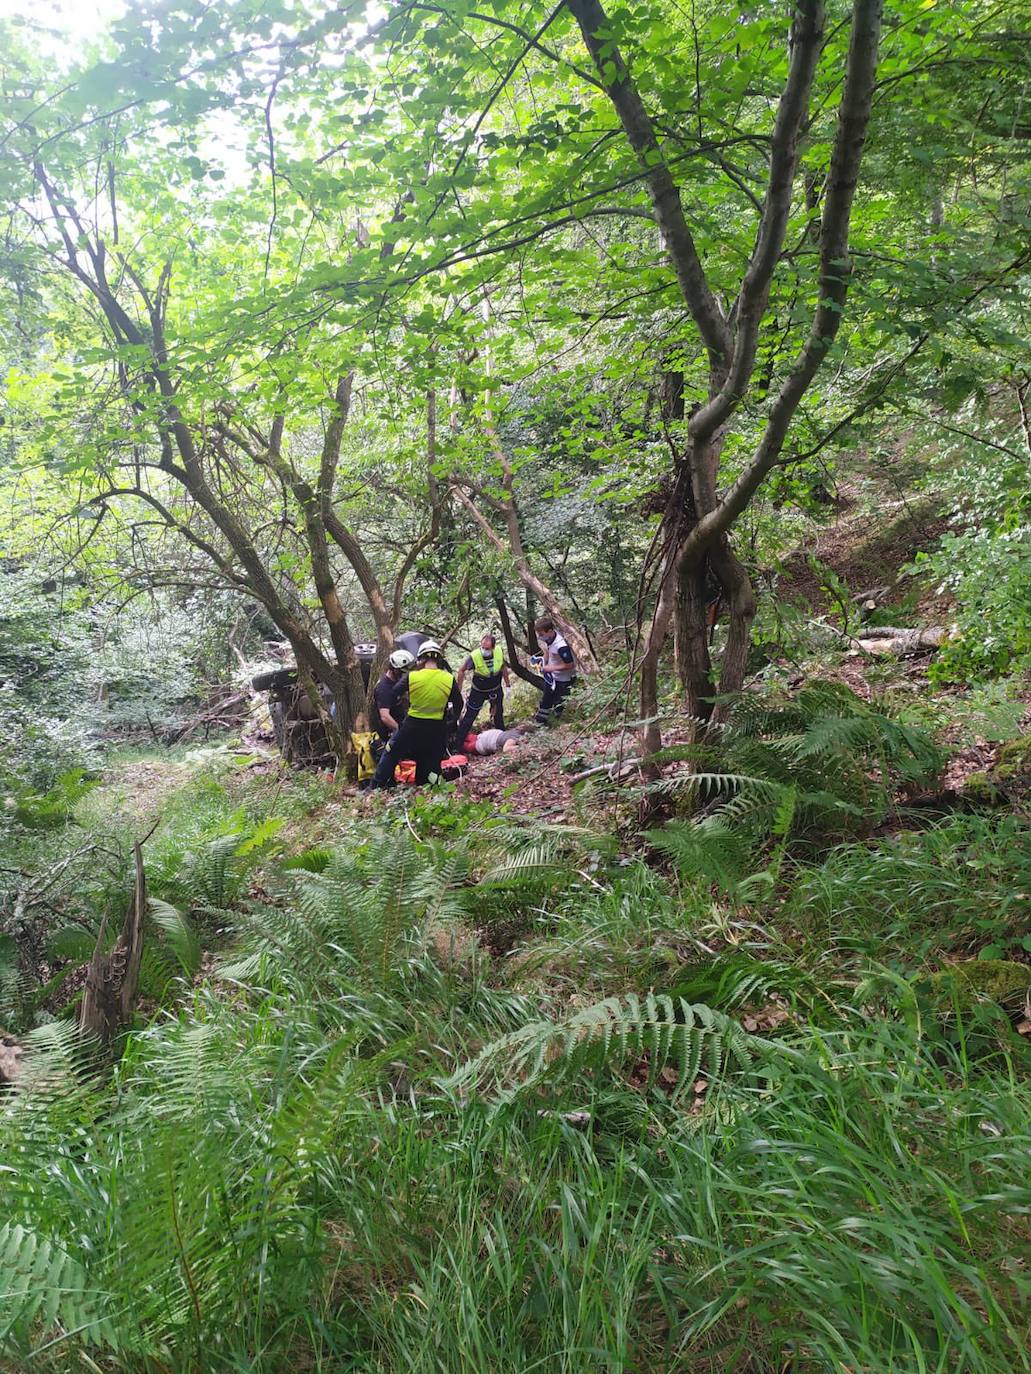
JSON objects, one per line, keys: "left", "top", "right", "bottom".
{"left": 457, "top": 685, "right": 503, "bottom": 741}
{"left": 371, "top": 715, "right": 448, "bottom": 788}
{"left": 535, "top": 678, "right": 574, "bottom": 725}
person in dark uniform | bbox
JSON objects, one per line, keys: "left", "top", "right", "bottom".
{"left": 533, "top": 617, "right": 577, "bottom": 725}
{"left": 371, "top": 640, "right": 463, "bottom": 788}
{"left": 455, "top": 633, "right": 510, "bottom": 741}
{"left": 372, "top": 649, "right": 415, "bottom": 743}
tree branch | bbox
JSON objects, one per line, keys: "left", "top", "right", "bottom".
{"left": 691, "top": 0, "right": 826, "bottom": 446}
{"left": 677, "top": 0, "right": 884, "bottom": 564}
{"left": 566, "top": 0, "right": 730, "bottom": 366}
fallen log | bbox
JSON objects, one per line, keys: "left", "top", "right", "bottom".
{"left": 854, "top": 625, "right": 935, "bottom": 639}
{"left": 569, "top": 758, "right": 642, "bottom": 785}
{"left": 165, "top": 690, "right": 250, "bottom": 745}
{"left": 853, "top": 584, "right": 893, "bottom": 604}
{"left": 851, "top": 626, "right": 946, "bottom": 656}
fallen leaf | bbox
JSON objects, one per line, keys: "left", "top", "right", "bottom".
{"left": 693, "top": 1078, "right": 708, "bottom": 1094}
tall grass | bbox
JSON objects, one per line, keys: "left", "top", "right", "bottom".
{"left": 785, "top": 813, "right": 1031, "bottom": 966}
{"left": 2, "top": 781, "right": 1029, "bottom": 1371}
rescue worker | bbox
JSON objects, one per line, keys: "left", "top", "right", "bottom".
{"left": 372, "top": 649, "right": 415, "bottom": 743}
{"left": 533, "top": 616, "right": 577, "bottom": 725}
{"left": 456, "top": 632, "right": 510, "bottom": 741}
{"left": 371, "top": 640, "right": 462, "bottom": 788}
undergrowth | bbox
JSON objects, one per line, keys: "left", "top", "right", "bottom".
{"left": 2, "top": 682, "right": 1029, "bottom": 1373}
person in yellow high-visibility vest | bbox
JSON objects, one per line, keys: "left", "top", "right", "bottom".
{"left": 456, "top": 633, "right": 511, "bottom": 742}
{"left": 371, "top": 640, "right": 462, "bottom": 788}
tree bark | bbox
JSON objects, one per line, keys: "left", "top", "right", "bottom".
{"left": 571, "top": 0, "right": 882, "bottom": 762}
{"left": 852, "top": 626, "right": 946, "bottom": 655}
{"left": 496, "top": 593, "right": 546, "bottom": 689}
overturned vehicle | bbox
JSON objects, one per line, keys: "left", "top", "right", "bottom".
{"left": 250, "top": 631, "right": 438, "bottom": 768}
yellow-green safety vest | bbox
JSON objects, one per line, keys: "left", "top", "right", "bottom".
{"left": 471, "top": 645, "right": 503, "bottom": 677}
{"left": 407, "top": 667, "right": 454, "bottom": 719}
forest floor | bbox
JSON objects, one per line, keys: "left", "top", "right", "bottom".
{"left": 81, "top": 479, "right": 1030, "bottom": 844}
{"left": 7, "top": 494, "right": 1030, "bottom": 1374}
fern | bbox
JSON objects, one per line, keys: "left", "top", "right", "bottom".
{"left": 187, "top": 832, "right": 246, "bottom": 909}
{"left": 477, "top": 845, "right": 568, "bottom": 884}
{"left": 645, "top": 682, "right": 945, "bottom": 892}
{"left": 646, "top": 815, "right": 754, "bottom": 898}
{"left": 0, "top": 1223, "right": 119, "bottom": 1351}
{"left": 280, "top": 846, "right": 332, "bottom": 873}
{"left": 228, "top": 830, "right": 471, "bottom": 994}
{"left": 444, "top": 993, "right": 761, "bottom": 1105}
{"left": 665, "top": 950, "right": 848, "bottom": 1018}
{"left": 147, "top": 897, "right": 202, "bottom": 979}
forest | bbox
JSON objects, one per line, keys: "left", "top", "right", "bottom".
{"left": 1, "top": 0, "right": 1029, "bottom": 1368}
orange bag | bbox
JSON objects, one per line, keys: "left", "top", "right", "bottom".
{"left": 394, "top": 754, "right": 467, "bottom": 785}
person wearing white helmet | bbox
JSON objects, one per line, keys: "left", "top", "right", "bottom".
{"left": 371, "top": 639, "right": 462, "bottom": 788}
{"left": 371, "top": 648, "right": 415, "bottom": 744}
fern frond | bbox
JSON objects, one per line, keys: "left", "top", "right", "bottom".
{"left": 148, "top": 898, "right": 201, "bottom": 978}
{"left": 443, "top": 994, "right": 759, "bottom": 1105}
{"left": 0, "top": 1223, "right": 119, "bottom": 1350}
{"left": 647, "top": 818, "right": 755, "bottom": 897}
{"left": 477, "top": 846, "right": 567, "bottom": 886}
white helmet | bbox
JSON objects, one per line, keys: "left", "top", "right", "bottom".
{"left": 417, "top": 639, "right": 444, "bottom": 659}
{"left": 389, "top": 649, "right": 415, "bottom": 671}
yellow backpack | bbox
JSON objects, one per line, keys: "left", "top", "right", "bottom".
{"left": 350, "top": 730, "right": 378, "bottom": 782}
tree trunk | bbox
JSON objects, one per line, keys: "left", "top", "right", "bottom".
{"left": 497, "top": 594, "right": 545, "bottom": 689}
{"left": 674, "top": 556, "right": 717, "bottom": 721}
{"left": 639, "top": 573, "right": 676, "bottom": 764}
{"left": 709, "top": 538, "right": 758, "bottom": 717}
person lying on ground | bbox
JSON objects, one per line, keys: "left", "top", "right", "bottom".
{"left": 471, "top": 725, "right": 531, "bottom": 755}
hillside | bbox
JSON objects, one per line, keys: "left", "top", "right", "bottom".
{"left": 2, "top": 0, "right": 1030, "bottom": 1368}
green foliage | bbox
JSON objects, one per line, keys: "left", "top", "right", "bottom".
{"left": 0, "top": 1221, "right": 118, "bottom": 1351}
{"left": 784, "top": 813, "right": 1031, "bottom": 968}
{"left": 919, "top": 959, "right": 1031, "bottom": 1010}
{"left": 664, "top": 948, "right": 843, "bottom": 1021}
{"left": 922, "top": 524, "right": 1031, "bottom": 681}
{"left": 646, "top": 682, "right": 945, "bottom": 899}
{"left": 0, "top": 0, "right": 1029, "bottom": 1365}
{"left": 10, "top": 768, "right": 98, "bottom": 830}
{"left": 444, "top": 992, "right": 760, "bottom": 1107}
{"left": 907, "top": 386, "right": 1031, "bottom": 684}
{"left": 2, "top": 801, "right": 1030, "bottom": 1372}
{"left": 0, "top": 566, "right": 247, "bottom": 792}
